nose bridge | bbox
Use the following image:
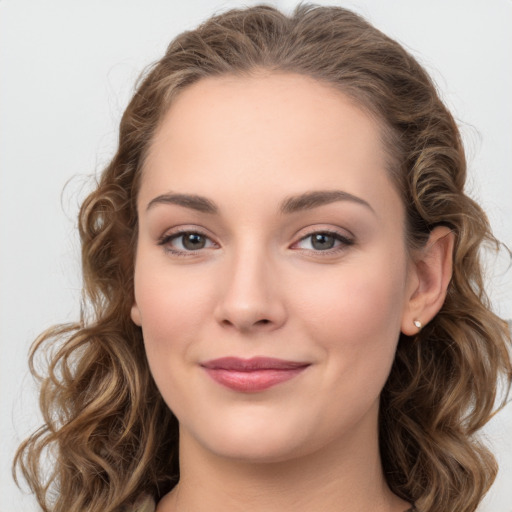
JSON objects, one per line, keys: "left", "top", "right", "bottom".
{"left": 229, "top": 241, "right": 270, "bottom": 300}
{"left": 214, "top": 237, "right": 286, "bottom": 331}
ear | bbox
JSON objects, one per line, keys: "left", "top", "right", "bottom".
{"left": 131, "top": 302, "right": 142, "bottom": 326}
{"left": 401, "top": 226, "right": 454, "bottom": 335}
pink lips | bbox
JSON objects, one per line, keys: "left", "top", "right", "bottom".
{"left": 201, "top": 357, "right": 310, "bottom": 392}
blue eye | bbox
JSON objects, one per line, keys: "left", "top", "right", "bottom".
{"left": 295, "top": 231, "right": 354, "bottom": 252}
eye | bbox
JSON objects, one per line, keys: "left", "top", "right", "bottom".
{"left": 293, "top": 230, "right": 354, "bottom": 252}
{"left": 158, "top": 231, "right": 216, "bottom": 254}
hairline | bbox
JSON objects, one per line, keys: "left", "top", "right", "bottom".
{"left": 137, "top": 68, "right": 405, "bottom": 205}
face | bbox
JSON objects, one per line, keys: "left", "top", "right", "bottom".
{"left": 132, "top": 73, "right": 418, "bottom": 463}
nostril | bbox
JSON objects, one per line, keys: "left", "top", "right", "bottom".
{"left": 257, "top": 319, "right": 271, "bottom": 325}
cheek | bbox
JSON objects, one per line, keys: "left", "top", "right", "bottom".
{"left": 293, "top": 256, "right": 408, "bottom": 381}
{"left": 133, "top": 264, "right": 219, "bottom": 418}
{"left": 133, "top": 263, "right": 215, "bottom": 362}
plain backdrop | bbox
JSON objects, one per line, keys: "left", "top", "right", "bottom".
{"left": 1, "top": 1, "right": 511, "bottom": 511}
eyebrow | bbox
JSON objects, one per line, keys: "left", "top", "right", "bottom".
{"left": 146, "top": 193, "right": 218, "bottom": 214}
{"left": 146, "top": 190, "right": 375, "bottom": 215}
{"left": 280, "top": 190, "right": 375, "bottom": 215}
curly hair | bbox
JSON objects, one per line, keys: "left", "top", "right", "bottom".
{"left": 14, "top": 4, "right": 511, "bottom": 512}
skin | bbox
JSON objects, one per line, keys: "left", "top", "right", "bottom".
{"left": 131, "top": 73, "right": 453, "bottom": 512}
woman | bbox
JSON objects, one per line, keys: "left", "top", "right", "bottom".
{"left": 14, "top": 4, "right": 511, "bottom": 512}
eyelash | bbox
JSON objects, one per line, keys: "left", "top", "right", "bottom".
{"left": 157, "top": 228, "right": 355, "bottom": 257}
{"left": 157, "top": 229, "right": 217, "bottom": 257}
{"left": 293, "top": 229, "right": 355, "bottom": 255}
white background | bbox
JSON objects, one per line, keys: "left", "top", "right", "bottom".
{"left": 1, "top": 1, "right": 511, "bottom": 511}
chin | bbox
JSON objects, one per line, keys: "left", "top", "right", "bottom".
{"left": 184, "top": 411, "right": 316, "bottom": 464}
{"left": 205, "top": 435, "right": 307, "bottom": 464}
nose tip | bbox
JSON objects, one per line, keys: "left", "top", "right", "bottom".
{"left": 219, "top": 315, "right": 275, "bottom": 332}
{"left": 213, "top": 257, "right": 287, "bottom": 333}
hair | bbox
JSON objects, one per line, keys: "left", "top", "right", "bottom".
{"left": 14, "top": 4, "right": 511, "bottom": 512}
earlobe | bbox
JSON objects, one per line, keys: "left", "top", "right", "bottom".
{"left": 401, "top": 226, "right": 454, "bottom": 336}
{"left": 131, "top": 303, "right": 142, "bottom": 326}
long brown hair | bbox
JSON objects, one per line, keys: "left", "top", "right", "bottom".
{"left": 14, "top": 4, "right": 511, "bottom": 512}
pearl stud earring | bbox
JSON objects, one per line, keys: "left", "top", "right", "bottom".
{"left": 413, "top": 320, "right": 422, "bottom": 331}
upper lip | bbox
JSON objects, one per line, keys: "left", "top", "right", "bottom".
{"left": 200, "top": 357, "right": 310, "bottom": 371}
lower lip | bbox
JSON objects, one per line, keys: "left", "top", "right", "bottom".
{"left": 203, "top": 367, "right": 308, "bottom": 392}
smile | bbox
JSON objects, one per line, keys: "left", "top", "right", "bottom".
{"left": 200, "top": 357, "right": 310, "bottom": 392}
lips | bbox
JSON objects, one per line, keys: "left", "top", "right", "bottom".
{"left": 200, "top": 357, "right": 310, "bottom": 392}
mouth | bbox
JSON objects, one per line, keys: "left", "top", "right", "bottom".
{"left": 200, "top": 357, "right": 310, "bottom": 392}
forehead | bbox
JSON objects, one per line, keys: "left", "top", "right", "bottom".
{"left": 140, "top": 72, "right": 401, "bottom": 220}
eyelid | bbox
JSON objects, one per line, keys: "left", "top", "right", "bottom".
{"left": 156, "top": 225, "right": 354, "bottom": 256}
{"left": 290, "top": 227, "right": 355, "bottom": 253}
{"left": 157, "top": 226, "right": 219, "bottom": 255}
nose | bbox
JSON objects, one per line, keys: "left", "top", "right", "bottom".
{"left": 213, "top": 247, "right": 287, "bottom": 333}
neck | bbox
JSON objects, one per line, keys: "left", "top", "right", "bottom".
{"left": 157, "top": 417, "right": 409, "bottom": 512}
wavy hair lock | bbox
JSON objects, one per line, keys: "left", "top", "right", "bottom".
{"left": 14, "top": 4, "right": 511, "bottom": 512}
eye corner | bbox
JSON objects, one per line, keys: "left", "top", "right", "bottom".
{"left": 291, "top": 228, "right": 355, "bottom": 255}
